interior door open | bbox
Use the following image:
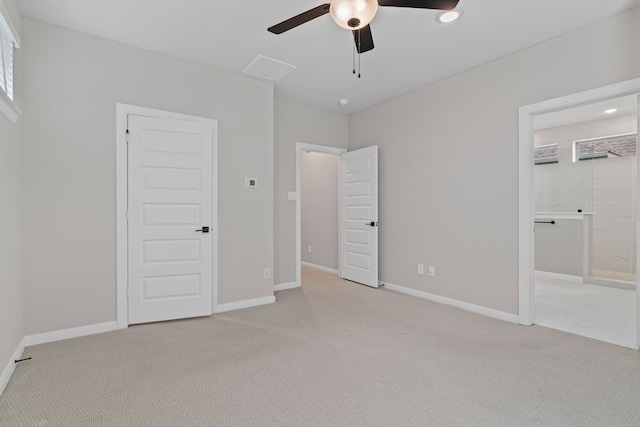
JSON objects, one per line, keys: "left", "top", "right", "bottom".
{"left": 340, "top": 146, "right": 379, "bottom": 288}
{"left": 127, "top": 115, "right": 214, "bottom": 324}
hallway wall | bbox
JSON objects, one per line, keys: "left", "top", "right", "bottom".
{"left": 301, "top": 152, "right": 339, "bottom": 270}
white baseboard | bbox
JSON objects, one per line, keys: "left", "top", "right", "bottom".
{"left": 535, "top": 270, "right": 583, "bottom": 283}
{"left": 214, "top": 296, "right": 276, "bottom": 313}
{"left": 274, "top": 282, "right": 300, "bottom": 291}
{"left": 381, "top": 281, "right": 519, "bottom": 324}
{"left": 25, "top": 321, "right": 120, "bottom": 347}
{"left": 301, "top": 261, "right": 339, "bottom": 275}
{"left": 0, "top": 337, "right": 26, "bottom": 397}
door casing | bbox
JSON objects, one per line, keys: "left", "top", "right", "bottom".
{"left": 116, "top": 103, "right": 218, "bottom": 328}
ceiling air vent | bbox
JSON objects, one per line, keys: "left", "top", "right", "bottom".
{"left": 243, "top": 55, "right": 297, "bottom": 82}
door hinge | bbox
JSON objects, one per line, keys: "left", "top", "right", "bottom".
{"left": 126, "top": 129, "right": 129, "bottom": 143}
{"left": 126, "top": 288, "right": 130, "bottom": 299}
{"left": 125, "top": 210, "right": 129, "bottom": 221}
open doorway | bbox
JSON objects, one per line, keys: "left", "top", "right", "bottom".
{"left": 301, "top": 150, "right": 341, "bottom": 275}
{"left": 294, "top": 142, "right": 380, "bottom": 289}
{"left": 295, "top": 143, "right": 346, "bottom": 286}
{"left": 532, "top": 95, "right": 637, "bottom": 348}
{"left": 519, "top": 77, "right": 640, "bottom": 350}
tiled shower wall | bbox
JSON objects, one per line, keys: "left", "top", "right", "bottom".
{"left": 535, "top": 114, "right": 637, "bottom": 278}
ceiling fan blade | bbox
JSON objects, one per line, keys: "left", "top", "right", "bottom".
{"left": 378, "top": 0, "right": 459, "bottom": 10}
{"left": 268, "top": 4, "right": 331, "bottom": 34}
{"left": 353, "top": 25, "right": 374, "bottom": 53}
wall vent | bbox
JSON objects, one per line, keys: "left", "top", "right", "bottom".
{"left": 243, "top": 55, "right": 297, "bottom": 82}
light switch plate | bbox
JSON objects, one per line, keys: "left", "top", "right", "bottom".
{"left": 288, "top": 191, "right": 297, "bottom": 200}
{"left": 245, "top": 178, "right": 257, "bottom": 188}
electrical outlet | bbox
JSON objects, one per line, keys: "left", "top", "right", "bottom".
{"left": 308, "top": 245, "right": 312, "bottom": 253}
{"left": 417, "top": 264, "right": 424, "bottom": 275}
{"left": 264, "top": 268, "right": 271, "bottom": 279}
{"left": 428, "top": 266, "right": 435, "bottom": 277}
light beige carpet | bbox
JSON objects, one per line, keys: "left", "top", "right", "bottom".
{"left": 2, "top": 267, "right": 640, "bottom": 426}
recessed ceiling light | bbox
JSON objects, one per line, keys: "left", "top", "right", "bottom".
{"left": 338, "top": 98, "right": 349, "bottom": 107}
{"left": 604, "top": 108, "right": 618, "bottom": 114}
{"left": 437, "top": 9, "right": 462, "bottom": 23}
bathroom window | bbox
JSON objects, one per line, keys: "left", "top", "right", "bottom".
{"left": 534, "top": 143, "right": 559, "bottom": 165}
{"left": 574, "top": 133, "right": 637, "bottom": 162}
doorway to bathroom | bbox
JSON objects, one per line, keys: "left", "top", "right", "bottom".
{"left": 533, "top": 95, "right": 637, "bottom": 348}
{"left": 518, "top": 78, "right": 640, "bottom": 349}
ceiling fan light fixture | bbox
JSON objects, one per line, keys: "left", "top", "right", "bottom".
{"left": 330, "top": 0, "right": 379, "bottom": 30}
{"left": 437, "top": 8, "right": 462, "bottom": 23}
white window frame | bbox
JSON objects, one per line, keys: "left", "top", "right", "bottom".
{"left": 0, "top": 0, "right": 20, "bottom": 123}
{"left": 533, "top": 143, "right": 559, "bottom": 165}
{"left": 572, "top": 132, "right": 637, "bottom": 162}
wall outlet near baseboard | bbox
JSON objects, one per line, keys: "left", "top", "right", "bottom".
{"left": 428, "top": 266, "right": 435, "bottom": 277}
{"left": 417, "top": 264, "right": 424, "bottom": 275}
{"left": 264, "top": 268, "right": 271, "bottom": 279}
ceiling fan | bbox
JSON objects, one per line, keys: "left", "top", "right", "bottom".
{"left": 268, "top": 0, "right": 460, "bottom": 54}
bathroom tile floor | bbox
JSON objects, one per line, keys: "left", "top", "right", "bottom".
{"left": 535, "top": 274, "right": 637, "bottom": 349}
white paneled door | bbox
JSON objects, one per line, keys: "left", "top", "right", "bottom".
{"left": 128, "top": 115, "right": 214, "bottom": 324}
{"left": 340, "top": 146, "right": 379, "bottom": 288}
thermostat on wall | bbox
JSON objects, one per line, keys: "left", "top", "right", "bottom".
{"left": 245, "top": 178, "right": 257, "bottom": 188}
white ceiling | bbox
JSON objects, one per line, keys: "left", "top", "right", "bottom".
{"left": 535, "top": 95, "right": 638, "bottom": 130}
{"left": 17, "top": 0, "right": 640, "bottom": 114}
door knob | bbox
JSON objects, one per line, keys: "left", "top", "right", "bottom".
{"left": 196, "top": 226, "right": 210, "bottom": 233}
{"left": 366, "top": 222, "right": 378, "bottom": 227}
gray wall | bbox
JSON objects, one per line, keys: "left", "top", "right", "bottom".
{"left": 301, "top": 152, "right": 339, "bottom": 270}
{"left": 21, "top": 19, "right": 274, "bottom": 335}
{"left": 535, "top": 220, "right": 584, "bottom": 277}
{"left": 349, "top": 7, "right": 640, "bottom": 315}
{"left": 273, "top": 100, "right": 348, "bottom": 285}
{"left": 0, "top": 0, "right": 23, "bottom": 375}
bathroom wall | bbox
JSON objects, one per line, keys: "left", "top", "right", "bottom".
{"left": 535, "top": 220, "right": 584, "bottom": 277}
{"left": 534, "top": 113, "right": 637, "bottom": 278}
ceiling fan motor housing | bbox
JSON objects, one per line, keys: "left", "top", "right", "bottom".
{"left": 330, "top": 0, "right": 379, "bottom": 30}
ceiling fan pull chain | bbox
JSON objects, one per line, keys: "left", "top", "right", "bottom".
{"left": 353, "top": 40, "right": 356, "bottom": 75}
{"left": 358, "top": 30, "right": 361, "bottom": 78}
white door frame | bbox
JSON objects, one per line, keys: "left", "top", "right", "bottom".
{"left": 295, "top": 142, "right": 347, "bottom": 286}
{"left": 518, "top": 78, "right": 640, "bottom": 349}
{"left": 116, "top": 103, "right": 218, "bottom": 328}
